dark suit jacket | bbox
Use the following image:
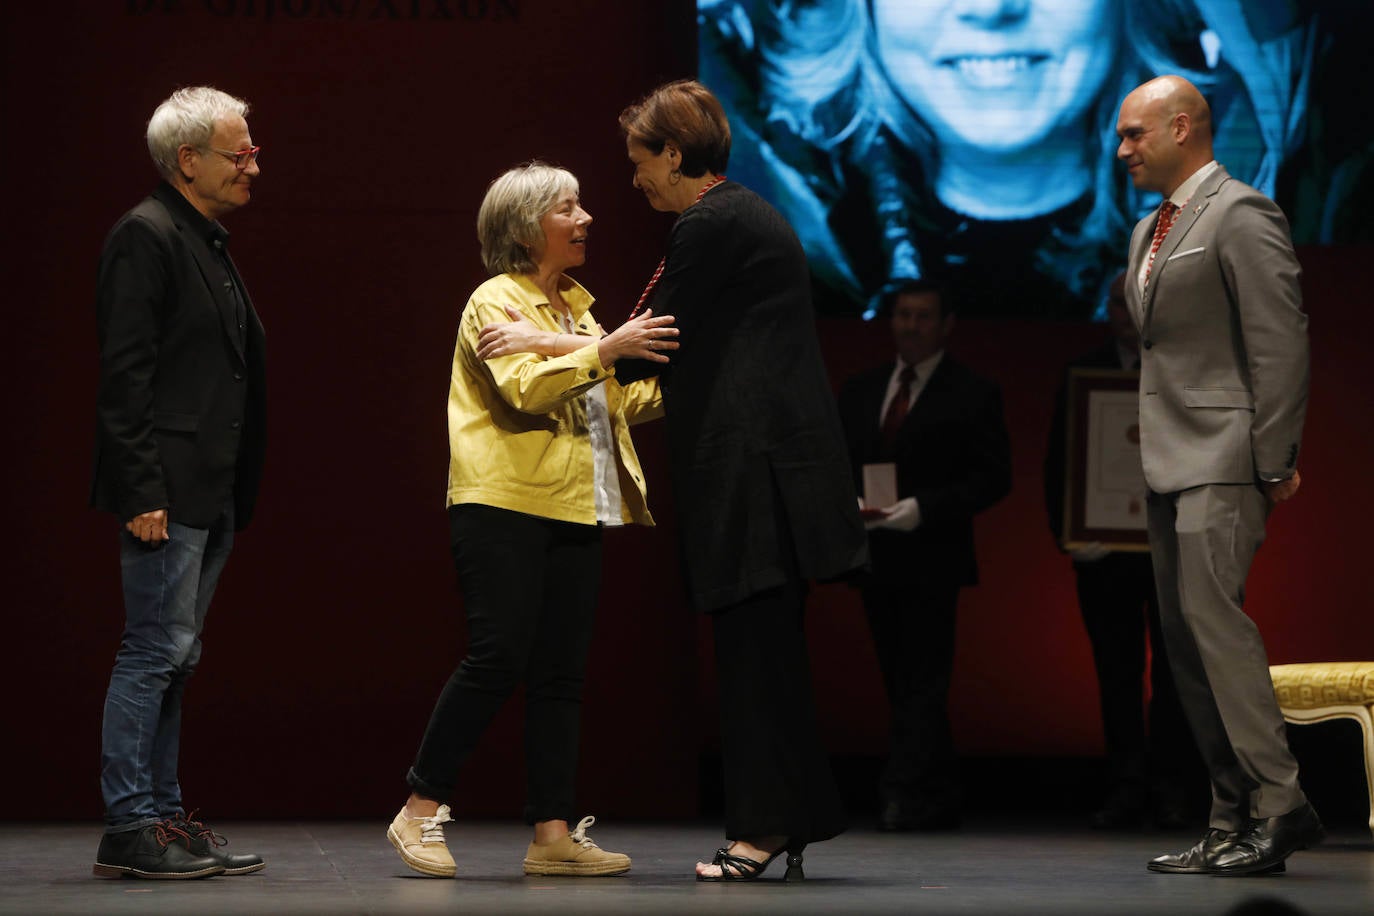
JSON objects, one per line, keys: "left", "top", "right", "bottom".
{"left": 91, "top": 182, "right": 267, "bottom": 531}
{"left": 1043, "top": 339, "right": 1127, "bottom": 547}
{"left": 838, "top": 355, "right": 1010, "bottom": 586}
{"left": 617, "top": 181, "right": 868, "bottom": 611}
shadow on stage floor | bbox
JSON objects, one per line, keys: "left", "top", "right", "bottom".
{"left": 2, "top": 816, "right": 1369, "bottom": 916}
{"left": 9, "top": 729, "right": 1369, "bottom": 915}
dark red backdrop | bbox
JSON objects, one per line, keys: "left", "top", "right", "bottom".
{"left": 4, "top": 2, "right": 1371, "bottom": 821}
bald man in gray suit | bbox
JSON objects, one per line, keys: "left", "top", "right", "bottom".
{"left": 1115, "top": 75, "right": 1320, "bottom": 877}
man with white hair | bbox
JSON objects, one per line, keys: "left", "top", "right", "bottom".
{"left": 91, "top": 86, "right": 267, "bottom": 880}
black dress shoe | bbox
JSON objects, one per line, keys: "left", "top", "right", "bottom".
{"left": 1147, "top": 827, "right": 1240, "bottom": 873}
{"left": 1151, "top": 784, "right": 1195, "bottom": 831}
{"left": 907, "top": 804, "right": 961, "bottom": 831}
{"left": 877, "top": 799, "right": 913, "bottom": 832}
{"left": 879, "top": 796, "right": 961, "bottom": 832}
{"left": 1091, "top": 787, "right": 1148, "bottom": 830}
{"left": 1211, "top": 803, "right": 1324, "bottom": 877}
{"left": 174, "top": 813, "right": 266, "bottom": 875}
{"left": 93, "top": 821, "right": 225, "bottom": 879}
{"left": 1152, "top": 798, "right": 1194, "bottom": 831}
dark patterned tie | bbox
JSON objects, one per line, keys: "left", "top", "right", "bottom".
{"left": 881, "top": 365, "right": 915, "bottom": 452}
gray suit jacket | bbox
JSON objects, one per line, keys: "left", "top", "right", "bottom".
{"left": 1125, "top": 166, "right": 1309, "bottom": 494}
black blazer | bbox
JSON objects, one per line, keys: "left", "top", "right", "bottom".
{"left": 838, "top": 355, "right": 1010, "bottom": 587}
{"left": 619, "top": 181, "right": 868, "bottom": 611}
{"left": 91, "top": 183, "right": 267, "bottom": 531}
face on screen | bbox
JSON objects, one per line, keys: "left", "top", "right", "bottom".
{"left": 871, "top": 0, "right": 1119, "bottom": 154}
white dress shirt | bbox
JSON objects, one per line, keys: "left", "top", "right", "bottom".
{"left": 560, "top": 312, "right": 623, "bottom": 526}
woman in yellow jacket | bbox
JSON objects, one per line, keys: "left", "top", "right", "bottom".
{"left": 387, "top": 162, "right": 677, "bottom": 879}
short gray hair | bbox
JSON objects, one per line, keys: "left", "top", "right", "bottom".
{"left": 146, "top": 86, "right": 250, "bottom": 180}
{"left": 477, "top": 162, "right": 580, "bottom": 276}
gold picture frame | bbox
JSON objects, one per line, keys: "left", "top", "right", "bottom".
{"left": 1061, "top": 368, "right": 1149, "bottom": 551}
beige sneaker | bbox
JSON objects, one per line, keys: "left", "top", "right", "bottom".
{"left": 523, "top": 815, "right": 631, "bottom": 876}
{"left": 387, "top": 804, "right": 456, "bottom": 877}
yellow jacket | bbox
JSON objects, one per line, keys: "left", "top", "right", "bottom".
{"left": 446, "top": 272, "right": 662, "bottom": 525}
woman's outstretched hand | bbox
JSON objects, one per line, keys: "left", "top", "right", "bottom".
{"left": 597, "top": 308, "right": 679, "bottom": 364}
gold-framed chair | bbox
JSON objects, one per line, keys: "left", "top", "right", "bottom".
{"left": 1270, "top": 661, "right": 1374, "bottom": 836}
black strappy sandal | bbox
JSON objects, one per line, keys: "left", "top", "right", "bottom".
{"left": 696, "top": 842, "right": 806, "bottom": 882}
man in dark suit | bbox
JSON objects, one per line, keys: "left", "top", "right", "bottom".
{"left": 1043, "top": 272, "right": 1200, "bottom": 830}
{"left": 1117, "top": 75, "right": 1318, "bottom": 876}
{"left": 91, "top": 87, "right": 267, "bottom": 880}
{"left": 838, "top": 280, "right": 1011, "bottom": 830}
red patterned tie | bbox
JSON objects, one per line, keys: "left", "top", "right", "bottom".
{"left": 881, "top": 365, "right": 916, "bottom": 452}
{"left": 1144, "top": 201, "right": 1179, "bottom": 286}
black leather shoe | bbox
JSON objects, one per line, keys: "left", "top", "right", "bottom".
{"left": 174, "top": 813, "right": 266, "bottom": 875}
{"left": 93, "top": 822, "right": 225, "bottom": 879}
{"left": 1151, "top": 783, "right": 1195, "bottom": 831}
{"left": 879, "top": 796, "right": 961, "bottom": 832}
{"left": 1211, "top": 803, "right": 1324, "bottom": 877}
{"left": 1091, "top": 787, "right": 1148, "bottom": 830}
{"left": 1152, "top": 796, "right": 1194, "bottom": 831}
{"left": 907, "top": 804, "right": 961, "bottom": 831}
{"left": 1147, "top": 827, "right": 1240, "bottom": 873}
{"left": 877, "top": 798, "right": 913, "bottom": 832}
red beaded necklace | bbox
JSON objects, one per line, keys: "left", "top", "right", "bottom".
{"left": 627, "top": 175, "right": 727, "bottom": 319}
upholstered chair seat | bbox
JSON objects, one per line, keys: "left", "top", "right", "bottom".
{"left": 1270, "top": 661, "right": 1374, "bottom": 836}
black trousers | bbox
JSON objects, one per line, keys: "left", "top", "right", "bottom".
{"left": 408, "top": 504, "right": 602, "bottom": 825}
{"left": 1075, "top": 552, "right": 1198, "bottom": 797}
{"left": 860, "top": 574, "right": 962, "bottom": 810}
{"left": 712, "top": 576, "right": 846, "bottom": 845}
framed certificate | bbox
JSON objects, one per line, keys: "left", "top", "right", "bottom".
{"left": 1061, "top": 368, "right": 1149, "bottom": 551}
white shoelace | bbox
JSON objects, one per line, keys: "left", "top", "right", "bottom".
{"left": 418, "top": 805, "right": 453, "bottom": 844}
{"left": 568, "top": 815, "right": 599, "bottom": 848}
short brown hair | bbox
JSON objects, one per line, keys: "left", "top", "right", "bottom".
{"left": 618, "top": 79, "right": 731, "bottom": 177}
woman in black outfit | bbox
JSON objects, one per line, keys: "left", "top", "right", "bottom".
{"left": 480, "top": 79, "right": 868, "bottom": 881}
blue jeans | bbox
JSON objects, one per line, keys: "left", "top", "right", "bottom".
{"left": 100, "top": 507, "right": 233, "bottom": 831}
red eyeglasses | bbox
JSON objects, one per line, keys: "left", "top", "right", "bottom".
{"left": 208, "top": 145, "right": 262, "bottom": 169}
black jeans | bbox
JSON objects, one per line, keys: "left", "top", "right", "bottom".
{"left": 407, "top": 504, "right": 602, "bottom": 825}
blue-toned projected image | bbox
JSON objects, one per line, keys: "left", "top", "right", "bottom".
{"left": 699, "top": 0, "right": 1373, "bottom": 319}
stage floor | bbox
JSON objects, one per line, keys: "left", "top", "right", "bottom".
{"left": 1, "top": 817, "right": 1369, "bottom": 915}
